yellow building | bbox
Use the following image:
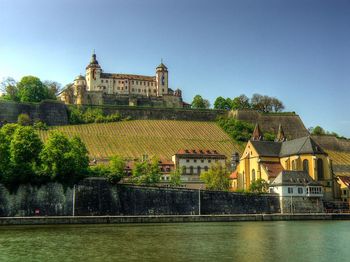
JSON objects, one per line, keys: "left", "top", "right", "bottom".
{"left": 234, "top": 124, "right": 335, "bottom": 200}
{"left": 337, "top": 176, "right": 350, "bottom": 204}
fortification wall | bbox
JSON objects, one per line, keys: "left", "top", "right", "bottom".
{"left": 0, "top": 178, "right": 280, "bottom": 217}
{"left": 230, "top": 109, "right": 309, "bottom": 139}
{"left": 0, "top": 100, "right": 68, "bottom": 126}
{"left": 78, "top": 105, "right": 226, "bottom": 122}
{"left": 312, "top": 135, "right": 350, "bottom": 152}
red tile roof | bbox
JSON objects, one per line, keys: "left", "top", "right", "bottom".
{"left": 261, "top": 162, "right": 284, "bottom": 179}
{"left": 175, "top": 149, "right": 225, "bottom": 156}
{"left": 230, "top": 171, "right": 238, "bottom": 180}
{"left": 338, "top": 176, "right": 350, "bottom": 188}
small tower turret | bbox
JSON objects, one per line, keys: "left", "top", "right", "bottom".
{"left": 156, "top": 60, "right": 168, "bottom": 96}
{"left": 251, "top": 123, "right": 264, "bottom": 141}
{"left": 74, "top": 75, "right": 86, "bottom": 105}
{"left": 85, "top": 51, "right": 102, "bottom": 91}
{"left": 276, "top": 124, "right": 286, "bottom": 142}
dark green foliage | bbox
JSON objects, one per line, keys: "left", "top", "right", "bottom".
{"left": 33, "top": 120, "right": 49, "bottom": 131}
{"left": 217, "top": 117, "right": 254, "bottom": 142}
{"left": 231, "top": 95, "right": 251, "bottom": 110}
{"left": 68, "top": 107, "right": 122, "bottom": 124}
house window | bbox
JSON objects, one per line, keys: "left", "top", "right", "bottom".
{"left": 197, "top": 166, "right": 201, "bottom": 174}
{"left": 201, "top": 160, "right": 204, "bottom": 163}
{"left": 186, "top": 159, "right": 190, "bottom": 163}
{"left": 204, "top": 166, "right": 208, "bottom": 171}
{"left": 298, "top": 188, "right": 303, "bottom": 194}
{"left": 251, "top": 169, "right": 256, "bottom": 182}
{"left": 303, "top": 159, "right": 309, "bottom": 174}
{"left": 194, "top": 160, "right": 197, "bottom": 163}
{"left": 208, "top": 160, "right": 211, "bottom": 163}
{"left": 343, "top": 190, "right": 347, "bottom": 195}
{"left": 317, "top": 159, "right": 324, "bottom": 180}
{"left": 288, "top": 187, "right": 293, "bottom": 194}
{"left": 189, "top": 166, "right": 194, "bottom": 175}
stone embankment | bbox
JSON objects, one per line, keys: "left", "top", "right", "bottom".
{"left": 1, "top": 213, "right": 350, "bottom": 226}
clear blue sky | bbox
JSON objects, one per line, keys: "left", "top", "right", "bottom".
{"left": 0, "top": 0, "right": 349, "bottom": 137}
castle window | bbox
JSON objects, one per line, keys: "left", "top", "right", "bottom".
{"left": 106, "top": 80, "right": 108, "bottom": 83}
{"left": 194, "top": 159, "right": 197, "bottom": 163}
{"left": 186, "top": 159, "right": 189, "bottom": 163}
{"left": 101, "top": 80, "right": 104, "bottom": 83}
{"left": 132, "top": 81, "right": 134, "bottom": 84}
{"left": 132, "top": 88, "right": 135, "bottom": 92}
{"left": 138, "top": 89, "right": 141, "bottom": 92}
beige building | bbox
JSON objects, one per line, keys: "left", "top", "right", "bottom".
{"left": 171, "top": 149, "right": 227, "bottom": 189}
{"left": 60, "top": 53, "right": 185, "bottom": 107}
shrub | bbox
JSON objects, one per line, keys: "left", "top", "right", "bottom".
{"left": 17, "top": 113, "right": 31, "bottom": 126}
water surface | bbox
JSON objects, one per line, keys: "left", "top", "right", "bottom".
{"left": 0, "top": 221, "right": 349, "bottom": 261}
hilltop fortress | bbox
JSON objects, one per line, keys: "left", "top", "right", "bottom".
{"left": 59, "top": 53, "right": 187, "bottom": 108}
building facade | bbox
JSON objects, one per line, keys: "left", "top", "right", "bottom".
{"left": 269, "top": 170, "right": 324, "bottom": 213}
{"left": 234, "top": 124, "right": 335, "bottom": 200}
{"left": 59, "top": 53, "right": 185, "bottom": 107}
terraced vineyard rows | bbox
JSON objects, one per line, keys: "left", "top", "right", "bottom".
{"left": 326, "top": 151, "right": 350, "bottom": 166}
{"left": 39, "top": 120, "right": 244, "bottom": 160}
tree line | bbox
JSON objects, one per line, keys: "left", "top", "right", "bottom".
{"left": 190, "top": 93, "right": 285, "bottom": 113}
{"left": 0, "top": 76, "right": 61, "bottom": 103}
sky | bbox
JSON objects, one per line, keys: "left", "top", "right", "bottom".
{"left": 0, "top": 0, "right": 349, "bottom": 137}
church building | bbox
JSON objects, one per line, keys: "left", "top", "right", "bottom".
{"left": 232, "top": 124, "right": 336, "bottom": 200}
{"left": 59, "top": 53, "right": 186, "bottom": 107}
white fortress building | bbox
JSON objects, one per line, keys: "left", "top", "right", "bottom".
{"left": 60, "top": 53, "right": 186, "bottom": 107}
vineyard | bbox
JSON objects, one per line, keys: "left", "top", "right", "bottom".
{"left": 326, "top": 150, "right": 350, "bottom": 176}
{"left": 39, "top": 120, "right": 244, "bottom": 161}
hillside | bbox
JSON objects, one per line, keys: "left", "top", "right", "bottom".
{"left": 39, "top": 120, "right": 244, "bottom": 161}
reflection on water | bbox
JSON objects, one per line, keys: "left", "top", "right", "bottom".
{"left": 0, "top": 221, "right": 349, "bottom": 262}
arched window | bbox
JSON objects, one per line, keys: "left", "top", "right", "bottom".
{"left": 181, "top": 166, "right": 186, "bottom": 175}
{"left": 317, "top": 159, "right": 324, "bottom": 180}
{"left": 197, "top": 166, "right": 201, "bottom": 174}
{"left": 303, "top": 159, "right": 309, "bottom": 174}
{"left": 292, "top": 160, "right": 297, "bottom": 170}
{"left": 189, "top": 166, "right": 194, "bottom": 175}
{"left": 252, "top": 169, "right": 256, "bottom": 182}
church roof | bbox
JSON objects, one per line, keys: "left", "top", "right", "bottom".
{"left": 261, "top": 162, "right": 284, "bottom": 179}
{"left": 279, "top": 136, "right": 326, "bottom": 157}
{"left": 250, "top": 140, "right": 282, "bottom": 157}
{"left": 251, "top": 123, "right": 263, "bottom": 141}
{"left": 101, "top": 73, "right": 155, "bottom": 81}
{"left": 250, "top": 136, "right": 326, "bottom": 158}
{"left": 270, "top": 171, "right": 320, "bottom": 187}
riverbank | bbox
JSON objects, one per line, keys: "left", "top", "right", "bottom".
{"left": 1, "top": 213, "right": 350, "bottom": 226}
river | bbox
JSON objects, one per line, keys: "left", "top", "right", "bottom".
{"left": 0, "top": 221, "right": 349, "bottom": 261}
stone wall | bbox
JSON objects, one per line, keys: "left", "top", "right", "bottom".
{"left": 0, "top": 100, "right": 68, "bottom": 126}
{"left": 230, "top": 109, "right": 309, "bottom": 139}
{"left": 0, "top": 178, "right": 280, "bottom": 217}
{"left": 280, "top": 196, "right": 324, "bottom": 214}
{"left": 77, "top": 105, "right": 226, "bottom": 122}
{"left": 312, "top": 135, "right": 350, "bottom": 152}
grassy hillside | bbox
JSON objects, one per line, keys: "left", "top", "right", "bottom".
{"left": 39, "top": 120, "right": 244, "bottom": 161}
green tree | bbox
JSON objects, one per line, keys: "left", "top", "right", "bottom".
{"left": 106, "top": 156, "right": 126, "bottom": 183}
{"left": 43, "top": 80, "right": 61, "bottom": 100}
{"left": 10, "top": 126, "right": 43, "bottom": 182}
{"left": 231, "top": 94, "right": 250, "bottom": 110}
{"left": 311, "top": 126, "right": 326, "bottom": 135}
{"left": 214, "top": 96, "right": 230, "bottom": 110}
{"left": 17, "top": 113, "right": 31, "bottom": 126}
{"left": 249, "top": 179, "right": 269, "bottom": 193}
{"left": 0, "top": 131, "right": 11, "bottom": 179}
{"left": 0, "top": 77, "right": 19, "bottom": 101}
{"left": 40, "top": 132, "right": 89, "bottom": 184}
{"left": 191, "top": 95, "right": 210, "bottom": 109}
{"left": 169, "top": 168, "right": 182, "bottom": 187}
{"left": 200, "top": 162, "right": 230, "bottom": 191}
{"left": 17, "top": 76, "right": 49, "bottom": 103}
{"left": 217, "top": 117, "right": 254, "bottom": 142}
{"left": 132, "top": 157, "right": 161, "bottom": 185}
